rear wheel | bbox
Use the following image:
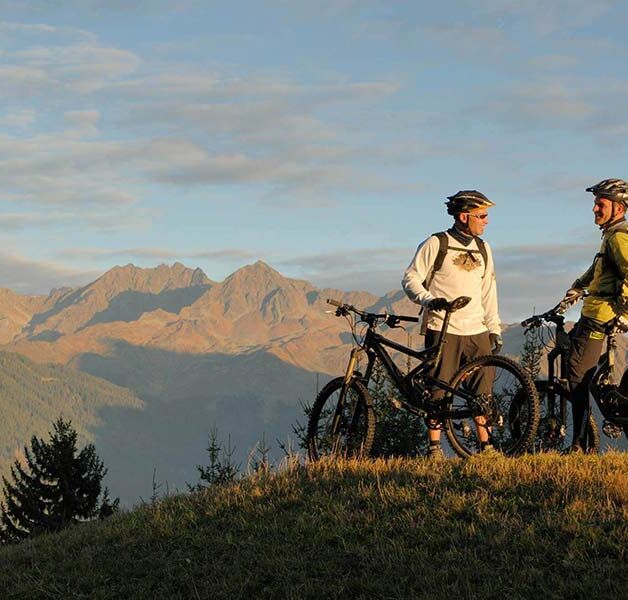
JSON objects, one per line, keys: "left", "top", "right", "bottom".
{"left": 444, "top": 355, "right": 539, "bottom": 457}
{"left": 307, "top": 377, "right": 375, "bottom": 461}
{"left": 511, "top": 381, "right": 599, "bottom": 453}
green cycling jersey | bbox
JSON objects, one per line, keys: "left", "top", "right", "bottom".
{"left": 573, "top": 220, "right": 628, "bottom": 322}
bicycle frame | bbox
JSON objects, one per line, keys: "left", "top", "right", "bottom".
{"left": 338, "top": 307, "right": 485, "bottom": 422}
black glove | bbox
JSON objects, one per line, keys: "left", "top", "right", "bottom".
{"left": 489, "top": 333, "right": 503, "bottom": 355}
{"left": 427, "top": 297, "right": 449, "bottom": 311}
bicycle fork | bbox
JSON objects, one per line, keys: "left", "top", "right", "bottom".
{"left": 330, "top": 348, "right": 365, "bottom": 449}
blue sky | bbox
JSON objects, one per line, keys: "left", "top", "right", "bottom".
{"left": 1, "top": 0, "right": 627, "bottom": 322}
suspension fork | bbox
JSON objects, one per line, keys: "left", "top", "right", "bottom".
{"left": 548, "top": 348, "right": 564, "bottom": 427}
{"left": 331, "top": 347, "right": 365, "bottom": 437}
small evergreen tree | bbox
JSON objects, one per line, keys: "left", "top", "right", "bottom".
{"left": 189, "top": 427, "right": 239, "bottom": 491}
{"left": 369, "top": 362, "right": 428, "bottom": 458}
{"left": 0, "top": 418, "right": 117, "bottom": 544}
{"left": 520, "top": 328, "right": 544, "bottom": 381}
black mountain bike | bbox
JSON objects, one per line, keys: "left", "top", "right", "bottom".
{"left": 520, "top": 304, "right": 600, "bottom": 452}
{"left": 307, "top": 297, "right": 540, "bottom": 459}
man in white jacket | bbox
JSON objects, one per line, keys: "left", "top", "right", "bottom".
{"left": 402, "top": 190, "right": 502, "bottom": 459}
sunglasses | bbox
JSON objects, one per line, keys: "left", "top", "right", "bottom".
{"left": 467, "top": 213, "right": 489, "bottom": 220}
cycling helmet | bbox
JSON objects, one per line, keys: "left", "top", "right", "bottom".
{"left": 586, "top": 178, "right": 628, "bottom": 207}
{"left": 445, "top": 190, "right": 495, "bottom": 216}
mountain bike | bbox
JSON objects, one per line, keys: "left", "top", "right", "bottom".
{"left": 307, "top": 297, "right": 540, "bottom": 460}
{"left": 519, "top": 304, "right": 600, "bottom": 452}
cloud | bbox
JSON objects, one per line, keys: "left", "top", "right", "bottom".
{"left": 0, "top": 109, "right": 37, "bottom": 128}
{"left": 0, "top": 252, "right": 96, "bottom": 294}
{"left": 63, "top": 109, "right": 100, "bottom": 137}
{"left": 0, "top": 20, "right": 56, "bottom": 34}
{"left": 12, "top": 44, "right": 141, "bottom": 94}
{"left": 471, "top": 76, "right": 628, "bottom": 143}
{"left": 0, "top": 209, "right": 154, "bottom": 233}
{"left": 0, "top": 1, "right": 202, "bottom": 15}
{"left": 468, "top": 0, "right": 617, "bottom": 35}
{"left": 272, "top": 240, "right": 602, "bottom": 323}
{"left": 0, "top": 19, "right": 419, "bottom": 207}
{"left": 56, "top": 246, "right": 257, "bottom": 263}
{"left": 0, "top": 22, "right": 140, "bottom": 100}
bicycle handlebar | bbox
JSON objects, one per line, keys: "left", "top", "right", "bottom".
{"left": 521, "top": 303, "right": 568, "bottom": 329}
{"left": 326, "top": 296, "right": 470, "bottom": 326}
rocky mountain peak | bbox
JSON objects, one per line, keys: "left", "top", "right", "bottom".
{"left": 93, "top": 263, "right": 213, "bottom": 296}
{"left": 225, "top": 260, "right": 283, "bottom": 282}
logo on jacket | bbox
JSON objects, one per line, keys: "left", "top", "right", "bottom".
{"left": 452, "top": 251, "right": 482, "bottom": 272}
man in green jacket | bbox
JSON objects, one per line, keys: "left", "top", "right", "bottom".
{"left": 561, "top": 178, "right": 628, "bottom": 452}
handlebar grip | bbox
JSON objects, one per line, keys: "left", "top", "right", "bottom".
{"left": 397, "top": 315, "right": 420, "bottom": 323}
{"left": 326, "top": 299, "right": 343, "bottom": 307}
{"left": 520, "top": 316, "right": 537, "bottom": 328}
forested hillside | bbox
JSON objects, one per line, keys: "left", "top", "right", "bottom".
{"left": 0, "top": 352, "right": 142, "bottom": 495}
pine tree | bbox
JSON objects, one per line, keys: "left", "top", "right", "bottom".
{"left": 189, "top": 427, "right": 239, "bottom": 491}
{"left": 0, "top": 418, "right": 117, "bottom": 544}
{"left": 520, "top": 328, "right": 544, "bottom": 381}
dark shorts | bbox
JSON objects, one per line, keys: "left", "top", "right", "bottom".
{"left": 566, "top": 316, "right": 607, "bottom": 389}
{"left": 424, "top": 329, "right": 492, "bottom": 400}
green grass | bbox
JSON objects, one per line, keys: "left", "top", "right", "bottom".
{"left": 0, "top": 453, "right": 626, "bottom": 599}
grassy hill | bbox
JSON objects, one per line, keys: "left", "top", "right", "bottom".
{"left": 0, "top": 453, "right": 625, "bottom": 599}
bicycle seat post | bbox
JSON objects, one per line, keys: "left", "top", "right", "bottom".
{"left": 432, "top": 307, "right": 453, "bottom": 367}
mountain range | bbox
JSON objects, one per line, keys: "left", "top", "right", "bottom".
{"left": 0, "top": 261, "right": 625, "bottom": 504}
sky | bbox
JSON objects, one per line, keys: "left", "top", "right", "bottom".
{"left": 1, "top": 0, "right": 628, "bottom": 323}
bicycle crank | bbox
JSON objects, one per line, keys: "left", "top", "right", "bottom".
{"left": 602, "top": 420, "right": 623, "bottom": 439}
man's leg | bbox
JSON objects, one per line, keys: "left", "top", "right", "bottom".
{"left": 566, "top": 317, "right": 606, "bottom": 450}
{"left": 463, "top": 332, "right": 493, "bottom": 446}
{"left": 425, "top": 329, "right": 464, "bottom": 451}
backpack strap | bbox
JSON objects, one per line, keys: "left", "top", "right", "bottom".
{"left": 597, "top": 228, "right": 628, "bottom": 280}
{"left": 422, "top": 232, "right": 449, "bottom": 290}
{"left": 475, "top": 236, "right": 488, "bottom": 278}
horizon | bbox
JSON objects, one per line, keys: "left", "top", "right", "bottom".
{"left": 1, "top": 2, "right": 627, "bottom": 323}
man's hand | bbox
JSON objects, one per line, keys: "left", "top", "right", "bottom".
{"left": 489, "top": 333, "right": 503, "bottom": 355}
{"left": 560, "top": 287, "right": 584, "bottom": 308}
{"left": 614, "top": 315, "right": 628, "bottom": 334}
{"left": 427, "top": 297, "right": 449, "bottom": 311}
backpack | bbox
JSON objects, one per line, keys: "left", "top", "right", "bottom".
{"left": 419, "top": 231, "right": 488, "bottom": 335}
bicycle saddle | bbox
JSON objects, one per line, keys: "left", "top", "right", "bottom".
{"left": 448, "top": 296, "right": 472, "bottom": 312}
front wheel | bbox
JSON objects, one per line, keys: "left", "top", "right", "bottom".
{"left": 307, "top": 377, "right": 376, "bottom": 461}
{"left": 444, "top": 355, "right": 540, "bottom": 457}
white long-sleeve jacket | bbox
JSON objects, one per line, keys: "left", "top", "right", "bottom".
{"left": 402, "top": 232, "right": 501, "bottom": 336}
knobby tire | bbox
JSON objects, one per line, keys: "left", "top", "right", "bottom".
{"left": 444, "top": 355, "right": 540, "bottom": 457}
{"left": 307, "top": 377, "right": 375, "bottom": 461}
